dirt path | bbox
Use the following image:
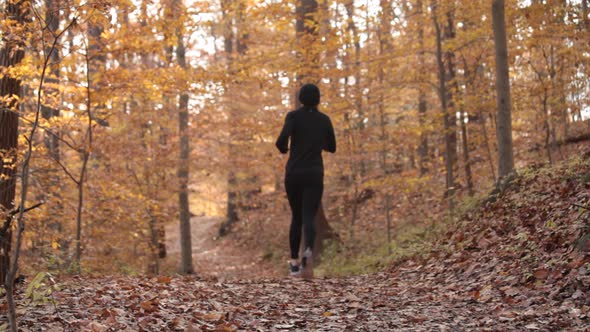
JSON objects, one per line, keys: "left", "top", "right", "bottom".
{"left": 164, "top": 216, "right": 279, "bottom": 280}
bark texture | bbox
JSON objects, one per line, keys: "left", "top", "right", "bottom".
{"left": 176, "top": 10, "right": 194, "bottom": 274}
{"left": 492, "top": 0, "right": 515, "bottom": 178}
{"left": 0, "top": 0, "right": 26, "bottom": 286}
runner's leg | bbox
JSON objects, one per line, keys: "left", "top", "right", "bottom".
{"left": 285, "top": 177, "right": 303, "bottom": 259}
{"left": 302, "top": 174, "right": 323, "bottom": 251}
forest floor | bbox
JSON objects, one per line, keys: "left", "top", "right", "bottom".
{"left": 3, "top": 155, "right": 590, "bottom": 331}
{"left": 7, "top": 267, "right": 587, "bottom": 331}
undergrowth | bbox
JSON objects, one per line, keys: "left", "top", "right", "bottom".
{"left": 280, "top": 155, "right": 590, "bottom": 278}
{"left": 316, "top": 211, "right": 463, "bottom": 277}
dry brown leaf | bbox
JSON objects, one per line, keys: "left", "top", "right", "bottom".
{"left": 215, "top": 322, "right": 236, "bottom": 331}
{"left": 533, "top": 268, "right": 549, "bottom": 281}
{"left": 140, "top": 300, "right": 158, "bottom": 312}
{"left": 157, "top": 276, "right": 172, "bottom": 284}
{"left": 199, "top": 312, "right": 224, "bottom": 321}
{"left": 88, "top": 321, "right": 108, "bottom": 332}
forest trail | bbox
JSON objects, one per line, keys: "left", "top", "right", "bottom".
{"left": 164, "top": 216, "right": 279, "bottom": 280}
{"left": 13, "top": 268, "right": 584, "bottom": 331}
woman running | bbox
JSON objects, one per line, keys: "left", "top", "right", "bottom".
{"left": 275, "top": 83, "right": 336, "bottom": 277}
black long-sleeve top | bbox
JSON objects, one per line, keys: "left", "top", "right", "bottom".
{"left": 276, "top": 106, "right": 336, "bottom": 176}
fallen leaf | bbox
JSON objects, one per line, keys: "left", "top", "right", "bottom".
{"left": 157, "top": 276, "right": 172, "bottom": 284}
{"left": 200, "top": 312, "right": 224, "bottom": 321}
{"left": 215, "top": 322, "right": 236, "bottom": 331}
{"left": 88, "top": 321, "right": 108, "bottom": 332}
{"left": 348, "top": 302, "right": 362, "bottom": 309}
{"left": 140, "top": 300, "right": 158, "bottom": 312}
{"left": 274, "top": 324, "right": 294, "bottom": 329}
{"left": 533, "top": 268, "right": 549, "bottom": 281}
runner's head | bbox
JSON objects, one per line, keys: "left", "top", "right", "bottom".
{"left": 299, "top": 83, "right": 320, "bottom": 107}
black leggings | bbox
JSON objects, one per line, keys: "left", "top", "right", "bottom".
{"left": 285, "top": 172, "right": 323, "bottom": 259}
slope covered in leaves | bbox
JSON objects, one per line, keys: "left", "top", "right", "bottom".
{"left": 388, "top": 153, "right": 590, "bottom": 330}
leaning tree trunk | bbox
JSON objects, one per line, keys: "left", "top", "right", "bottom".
{"left": 492, "top": 0, "right": 514, "bottom": 178}
{"left": 0, "top": 0, "right": 26, "bottom": 286}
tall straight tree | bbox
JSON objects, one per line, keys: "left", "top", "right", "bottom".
{"left": 415, "top": 0, "right": 429, "bottom": 176}
{"left": 492, "top": 0, "right": 514, "bottom": 178}
{"left": 174, "top": 0, "right": 194, "bottom": 275}
{"left": 378, "top": 0, "right": 393, "bottom": 172}
{"left": 294, "top": 0, "right": 337, "bottom": 258}
{"left": 431, "top": 1, "right": 455, "bottom": 196}
{"left": 0, "top": 0, "right": 27, "bottom": 286}
{"left": 218, "top": 0, "right": 242, "bottom": 237}
{"left": 344, "top": 0, "right": 365, "bottom": 176}
{"left": 42, "top": 0, "right": 60, "bottom": 160}
{"left": 74, "top": 15, "right": 104, "bottom": 272}
{"left": 41, "top": 0, "right": 67, "bottom": 260}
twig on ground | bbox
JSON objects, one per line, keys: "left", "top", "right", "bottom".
{"left": 573, "top": 203, "right": 590, "bottom": 211}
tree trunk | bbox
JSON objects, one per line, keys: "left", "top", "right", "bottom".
{"left": 175, "top": 0, "right": 194, "bottom": 274}
{"left": 459, "top": 107, "right": 474, "bottom": 196}
{"left": 74, "top": 18, "right": 101, "bottom": 273}
{"left": 295, "top": 0, "right": 337, "bottom": 257}
{"left": 42, "top": 0, "right": 60, "bottom": 161}
{"left": 453, "top": 52, "right": 473, "bottom": 195}
{"left": 492, "top": 0, "right": 515, "bottom": 178}
{"left": 345, "top": 0, "right": 366, "bottom": 176}
{"left": 432, "top": 3, "right": 455, "bottom": 195}
{"left": 416, "top": 0, "right": 428, "bottom": 176}
{"left": 0, "top": 0, "right": 26, "bottom": 286}
{"left": 220, "top": 172, "right": 239, "bottom": 236}
{"left": 470, "top": 62, "right": 497, "bottom": 183}
{"left": 312, "top": 202, "right": 338, "bottom": 265}
{"left": 0, "top": 115, "right": 18, "bottom": 286}
{"left": 378, "top": 0, "right": 393, "bottom": 173}
{"left": 542, "top": 92, "right": 553, "bottom": 164}
{"left": 444, "top": 11, "right": 458, "bottom": 184}
{"left": 221, "top": 0, "right": 235, "bottom": 234}
{"left": 218, "top": 0, "right": 247, "bottom": 237}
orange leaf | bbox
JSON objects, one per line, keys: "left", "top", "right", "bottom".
{"left": 157, "top": 276, "right": 172, "bottom": 284}
{"left": 533, "top": 268, "right": 549, "bottom": 281}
